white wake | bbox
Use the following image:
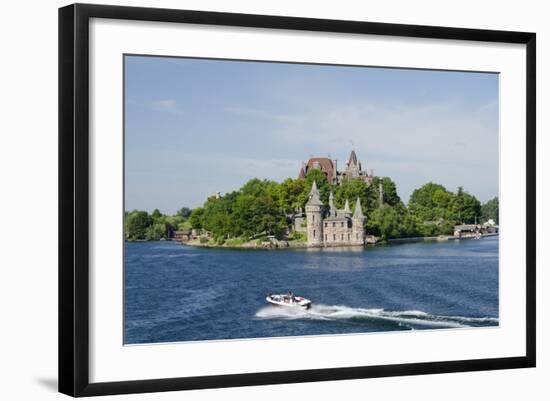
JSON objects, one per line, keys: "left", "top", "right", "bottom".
{"left": 255, "top": 304, "right": 498, "bottom": 329}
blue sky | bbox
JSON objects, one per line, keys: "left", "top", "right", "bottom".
{"left": 125, "top": 55, "right": 499, "bottom": 214}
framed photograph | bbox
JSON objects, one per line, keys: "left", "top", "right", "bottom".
{"left": 58, "top": 3, "right": 536, "bottom": 397}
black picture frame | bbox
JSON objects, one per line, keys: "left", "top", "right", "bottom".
{"left": 59, "top": 3, "right": 536, "bottom": 397}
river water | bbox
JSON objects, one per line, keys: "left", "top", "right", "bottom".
{"left": 124, "top": 236, "right": 499, "bottom": 344}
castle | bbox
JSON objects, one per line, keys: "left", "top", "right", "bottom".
{"left": 305, "top": 181, "right": 366, "bottom": 247}
{"left": 298, "top": 150, "right": 374, "bottom": 185}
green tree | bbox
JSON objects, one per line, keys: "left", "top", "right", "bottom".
{"left": 177, "top": 207, "right": 192, "bottom": 218}
{"left": 165, "top": 214, "right": 184, "bottom": 228}
{"left": 277, "top": 178, "right": 308, "bottom": 213}
{"left": 452, "top": 187, "right": 481, "bottom": 224}
{"left": 409, "top": 182, "right": 447, "bottom": 207}
{"left": 151, "top": 208, "right": 162, "bottom": 221}
{"left": 189, "top": 207, "right": 205, "bottom": 230}
{"left": 177, "top": 220, "right": 193, "bottom": 232}
{"left": 240, "top": 178, "right": 277, "bottom": 197}
{"left": 407, "top": 183, "right": 482, "bottom": 235}
{"left": 231, "top": 189, "right": 286, "bottom": 239}
{"left": 369, "top": 204, "right": 401, "bottom": 239}
{"left": 408, "top": 182, "right": 455, "bottom": 222}
{"left": 332, "top": 178, "right": 370, "bottom": 215}
{"left": 304, "top": 169, "right": 330, "bottom": 203}
{"left": 125, "top": 210, "right": 151, "bottom": 240}
{"left": 145, "top": 223, "right": 167, "bottom": 240}
{"left": 481, "top": 197, "right": 499, "bottom": 224}
{"left": 379, "top": 177, "right": 401, "bottom": 206}
{"left": 202, "top": 195, "right": 235, "bottom": 239}
{"left": 400, "top": 208, "right": 421, "bottom": 237}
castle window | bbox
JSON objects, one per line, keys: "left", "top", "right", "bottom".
{"left": 312, "top": 215, "right": 315, "bottom": 223}
{"left": 348, "top": 234, "right": 350, "bottom": 241}
{"left": 325, "top": 222, "right": 328, "bottom": 228}
{"left": 341, "top": 234, "right": 344, "bottom": 240}
{"left": 332, "top": 222, "right": 335, "bottom": 227}
{"left": 325, "top": 234, "right": 327, "bottom": 241}
{"left": 313, "top": 230, "right": 316, "bottom": 238}
{"left": 356, "top": 233, "right": 358, "bottom": 240}
{"left": 341, "top": 222, "right": 344, "bottom": 227}
{"left": 333, "top": 234, "right": 336, "bottom": 241}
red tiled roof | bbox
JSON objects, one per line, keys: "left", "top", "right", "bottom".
{"left": 304, "top": 157, "right": 335, "bottom": 183}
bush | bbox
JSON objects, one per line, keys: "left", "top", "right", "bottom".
{"left": 288, "top": 231, "right": 306, "bottom": 242}
{"left": 144, "top": 223, "right": 166, "bottom": 241}
{"left": 125, "top": 210, "right": 151, "bottom": 240}
{"left": 225, "top": 237, "right": 246, "bottom": 246}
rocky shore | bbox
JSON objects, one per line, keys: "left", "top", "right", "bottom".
{"left": 183, "top": 234, "right": 379, "bottom": 250}
{"left": 184, "top": 237, "right": 308, "bottom": 249}
{"left": 182, "top": 232, "right": 498, "bottom": 250}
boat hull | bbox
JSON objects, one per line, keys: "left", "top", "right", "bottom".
{"left": 266, "top": 295, "right": 312, "bottom": 309}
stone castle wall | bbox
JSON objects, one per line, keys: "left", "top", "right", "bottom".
{"left": 305, "top": 204, "right": 324, "bottom": 246}
{"left": 323, "top": 220, "right": 354, "bottom": 246}
{"left": 351, "top": 217, "right": 365, "bottom": 245}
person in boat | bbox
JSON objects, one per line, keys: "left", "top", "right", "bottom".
{"left": 287, "top": 291, "right": 294, "bottom": 304}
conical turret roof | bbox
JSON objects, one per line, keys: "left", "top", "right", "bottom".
{"left": 348, "top": 149, "right": 358, "bottom": 165}
{"left": 310, "top": 180, "right": 319, "bottom": 195}
{"left": 306, "top": 181, "right": 323, "bottom": 206}
{"left": 353, "top": 197, "right": 365, "bottom": 218}
{"left": 344, "top": 199, "right": 351, "bottom": 213}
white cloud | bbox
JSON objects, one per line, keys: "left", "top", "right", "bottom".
{"left": 152, "top": 99, "right": 186, "bottom": 116}
{"left": 129, "top": 95, "right": 498, "bottom": 210}
{"left": 223, "top": 98, "right": 497, "bottom": 159}
{"left": 220, "top": 97, "right": 498, "bottom": 202}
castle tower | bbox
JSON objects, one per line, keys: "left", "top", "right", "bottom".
{"left": 346, "top": 149, "right": 362, "bottom": 177}
{"left": 305, "top": 181, "right": 324, "bottom": 246}
{"left": 351, "top": 197, "right": 366, "bottom": 245}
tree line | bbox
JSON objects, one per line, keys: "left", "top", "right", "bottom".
{"left": 125, "top": 169, "right": 499, "bottom": 242}
{"left": 125, "top": 207, "right": 192, "bottom": 241}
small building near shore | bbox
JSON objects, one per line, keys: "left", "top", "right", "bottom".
{"left": 453, "top": 223, "right": 499, "bottom": 237}
{"left": 453, "top": 224, "right": 480, "bottom": 237}
{"left": 173, "top": 230, "right": 192, "bottom": 242}
{"left": 482, "top": 221, "right": 499, "bottom": 234}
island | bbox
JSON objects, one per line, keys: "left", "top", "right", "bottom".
{"left": 125, "top": 149, "right": 499, "bottom": 249}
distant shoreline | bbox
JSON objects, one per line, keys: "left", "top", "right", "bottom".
{"left": 124, "top": 232, "right": 499, "bottom": 250}
{"left": 387, "top": 232, "right": 499, "bottom": 244}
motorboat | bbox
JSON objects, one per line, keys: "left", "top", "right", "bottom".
{"left": 266, "top": 292, "right": 312, "bottom": 310}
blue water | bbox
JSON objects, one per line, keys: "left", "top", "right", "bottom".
{"left": 124, "top": 237, "right": 499, "bottom": 344}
